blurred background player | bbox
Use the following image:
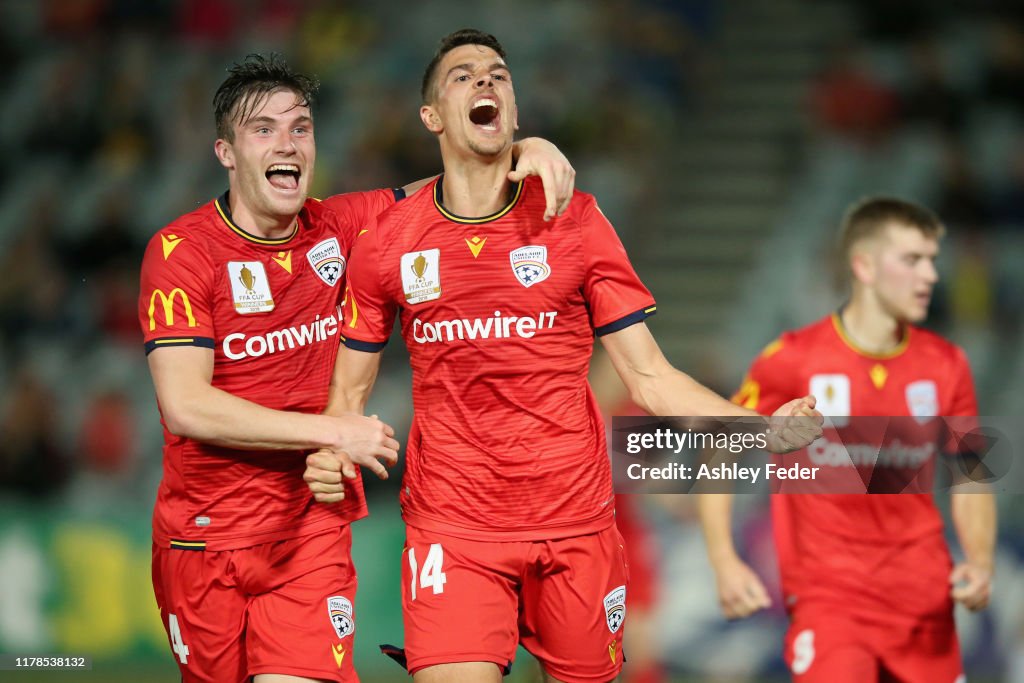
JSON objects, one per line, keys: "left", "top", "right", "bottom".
{"left": 140, "top": 53, "right": 575, "bottom": 683}
{"left": 305, "top": 28, "right": 821, "bottom": 683}
{"left": 698, "top": 197, "right": 996, "bottom": 682}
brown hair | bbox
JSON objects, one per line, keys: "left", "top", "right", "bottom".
{"left": 421, "top": 28, "right": 507, "bottom": 103}
{"left": 213, "top": 53, "right": 318, "bottom": 142}
{"left": 839, "top": 196, "right": 945, "bottom": 263}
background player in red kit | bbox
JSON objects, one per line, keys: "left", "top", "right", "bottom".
{"left": 304, "top": 30, "right": 822, "bottom": 683}
{"left": 139, "top": 54, "right": 578, "bottom": 683}
{"left": 698, "top": 198, "right": 996, "bottom": 683}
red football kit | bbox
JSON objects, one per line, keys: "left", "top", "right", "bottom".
{"left": 342, "top": 176, "right": 656, "bottom": 681}
{"left": 139, "top": 188, "right": 397, "bottom": 682}
{"left": 734, "top": 313, "right": 977, "bottom": 683}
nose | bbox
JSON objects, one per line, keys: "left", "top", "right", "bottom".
{"left": 921, "top": 258, "right": 938, "bottom": 284}
{"left": 475, "top": 74, "right": 493, "bottom": 88}
{"left": 275, "top": 131, "right": 297, "bottom": 154}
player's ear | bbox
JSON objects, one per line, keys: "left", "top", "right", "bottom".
{"left": 850, "top": 250, "right": 874, "bottom": 285}
{"left": 420, "top": 105, "right": 443, "bottom": 134}
{"left": 214, "top": 138, "right": 235, "bottom": 170}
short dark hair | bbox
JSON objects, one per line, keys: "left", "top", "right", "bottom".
{"left": 213, "top": 53, "right": 319, "bottom": 141}
{"left": 421, "top": 29, "right": 507, "bottom": 103}
{"left": 839, "top": 196, "right": 945, "bottom": 263}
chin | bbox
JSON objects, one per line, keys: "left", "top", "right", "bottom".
{"left": 904, "top": 308, "right": 928, "bottom": 324}
{"left": 274, "top": 193, "right": 306, "bottom": 212}
{"left": 468, "top": 138, "right": 510, "bottom": 157}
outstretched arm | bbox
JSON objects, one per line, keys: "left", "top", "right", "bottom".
{"left": 599, "top": 323, "right": 822, "bottom": 451}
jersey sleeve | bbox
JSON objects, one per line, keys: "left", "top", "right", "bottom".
{"left": 138, "top": 227, "right": 216, "bottom": 354}
{"left": 732, "top": 337, "right": 798, "bottom": 415}
{"left": 948, "top": 346, "right": 979, "bottom": 416}
{"left": 579, "top": 198, "right": 657, "bottom": 335}
{"left": 943, "top": 345, "right": 981, "bottom": 459}
{"left": 339, "top": 216, "right": 395, "bottom": 352}
{"left": 320, "top": 188, "right": 402, "bottom": 229}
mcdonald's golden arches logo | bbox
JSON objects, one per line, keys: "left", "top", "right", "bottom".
{"left": 148, "top": 288, "right": 197, "bottom": 331}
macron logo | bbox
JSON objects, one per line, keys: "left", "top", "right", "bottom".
{"left": 412, "top": 311, "right": 557, "bottom": 344}
{"left": 223, "top": 314, "right": 339, "bottom": 360}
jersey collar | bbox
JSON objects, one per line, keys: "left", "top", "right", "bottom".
{"left": 831, "top": 309, "right": 911, "bottom": 360}
{"left": 215, "top": 191, "right": 299, "bottom": 246}
{"left": 432, "top": 176, "right": 524, "bottom": 224}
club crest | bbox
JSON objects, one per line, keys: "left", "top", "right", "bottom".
{"left": 307, "top": 238, "right": 345, "bottom": 287}
{"left": 603, "top": 585, "right": 626, "bottom": 633}
{"left": 327, "top": 596, "right": 355, "bottom": 639}
{"left": 905, "top": 380, "right": 938, "bottom": 423}
{"left": 509, "top": 245, "right": 551, "bottom": 288}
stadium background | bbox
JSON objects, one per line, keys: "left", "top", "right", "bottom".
{"left": 0, "top": 0, "right": 1022, "bottom": 681}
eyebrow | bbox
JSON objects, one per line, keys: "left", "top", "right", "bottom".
{"left": 445, "top": 61, "right": 511, "bottom": 80}
{"left": 244, "top": 114, "right": 313, "bottom": 127}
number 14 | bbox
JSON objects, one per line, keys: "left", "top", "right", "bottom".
{"left": 408, "top": 543, "right": 447, "bottom": 600}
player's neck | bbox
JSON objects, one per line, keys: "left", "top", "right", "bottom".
{"left": 439, "top": 151, "right": 515, "bottom": 218}
{"left": 840, "top": 299, "right": 905, "bottom": 354}
{"left": 228, "top": 191, "right": 297, "bottom": 239}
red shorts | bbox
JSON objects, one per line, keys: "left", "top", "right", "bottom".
{"left": 151, "top": 526, "right": 359, "bottom": 683}
{"left": 784, "top": 607, "right": 962, "bottom": 683}
{"left": 402, "top": 524, "right": 628, "bottom": 683}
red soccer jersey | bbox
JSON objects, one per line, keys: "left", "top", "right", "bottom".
{"left": 139, "top": 189, "right": 397, "bottom": 551}
{"left": 734, "top": 313, "right": 977, "bottom": 623}
{"left": 342, "top": 176, "right": 656, "bottom": 541}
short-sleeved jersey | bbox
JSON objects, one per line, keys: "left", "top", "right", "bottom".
{"left": 342, "top": 176, "right": 656, "bottom": 541}
{"left": 734, "top": 313, "right": 977, "bottom": 622}
{"left": 139, "top": 188, "right": 397, "bottom": 551}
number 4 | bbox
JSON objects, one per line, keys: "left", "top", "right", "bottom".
{"left": 408, "top": 543, "right": 447, "bottom": 600}
{"left": 168, "top": 614, "right": 190, "bottom": 664}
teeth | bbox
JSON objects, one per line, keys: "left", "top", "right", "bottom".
{"left": 268, "top": 164, "right": 299, "bottom": 173}
{"left": 472, "top": 99, "right": 497, "bottom": 109}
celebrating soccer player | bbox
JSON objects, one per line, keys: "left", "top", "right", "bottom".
{"left": 303, "top": 30, "right": 822, "bottom": 682}
{"left": 698, "top": 198, "right": 996, "bottom": 682}
{"left": 139, "top": 53, "right": 578, "bottom": 683}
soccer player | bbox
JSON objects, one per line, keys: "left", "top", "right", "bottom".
{"left": 304, "top": 30, "right": 822, "bottom": 683}
{"left": 698, "top": 198, "right": 996, "bottom": 682}
{"left": 140, "top": 54, "right": 578, "bottom": 683}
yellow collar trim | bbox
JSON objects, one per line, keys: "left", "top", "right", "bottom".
{"left": 831, "top": 312, "right": 910, "bottom": 360}
{"left": 433, "top": 177, "right": 524, "bottom": 224}
{"left": 215, "top": 193, "right": 298, "bottom": 246}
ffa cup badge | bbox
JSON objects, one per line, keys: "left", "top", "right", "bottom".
{"left": 227, "top": 261, "right": 274, "bottom": 313}
{"left": 401, "top": 249, "right": 441, "bottom": 304}
{"left": 809, "top": 374, "right": 850, "bottom": 427}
